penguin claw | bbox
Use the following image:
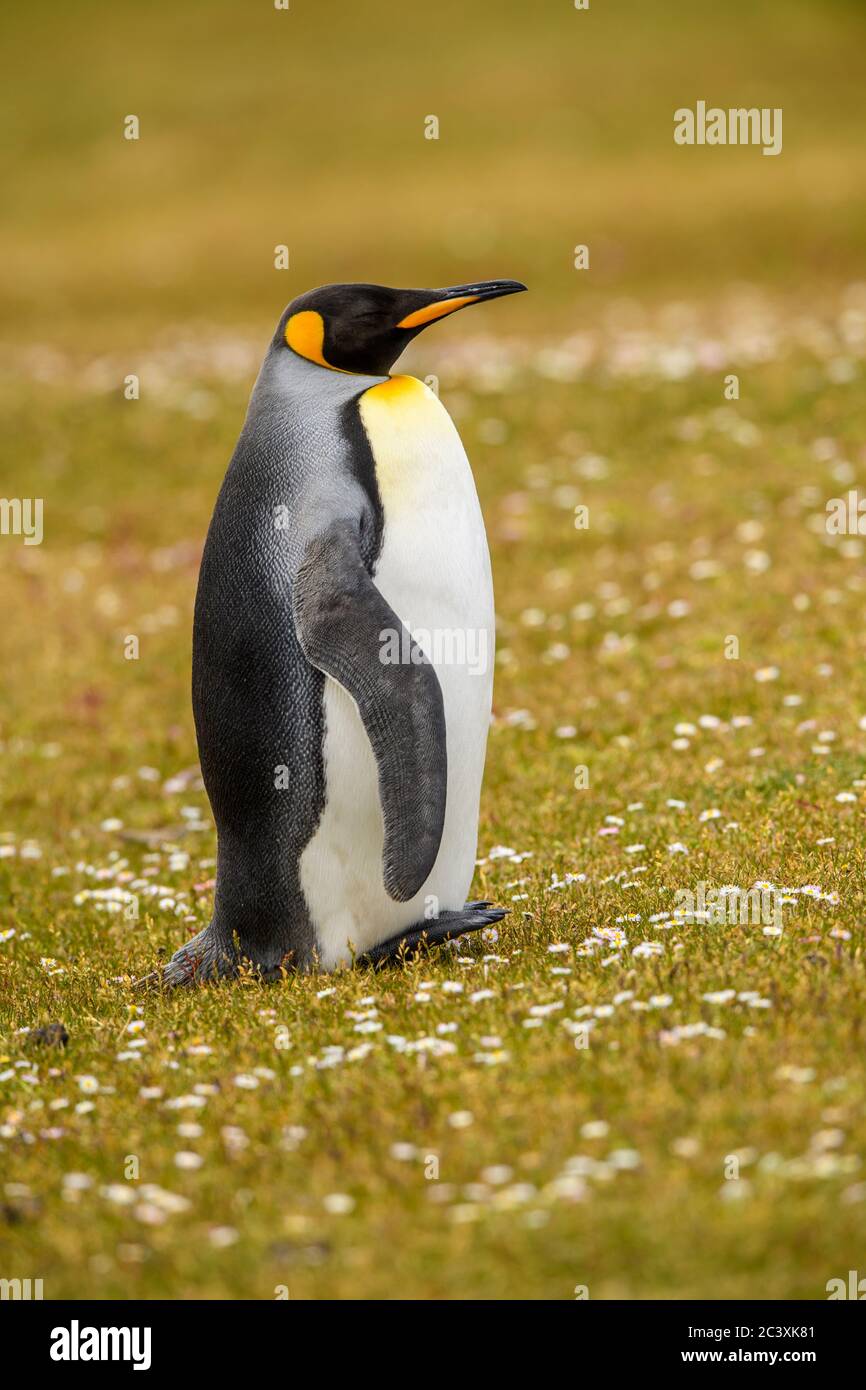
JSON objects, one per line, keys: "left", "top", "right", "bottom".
{"left": 159, "top": 926, "right": 296, "bottom": 987}
{"left": 131, "top": 970, "right": 162, "bottom": 994}
{"left": 159, "top": 926, "right": 235, "bottom": 987}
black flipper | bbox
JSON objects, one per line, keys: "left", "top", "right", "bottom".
{"left": 358, "top": 901, "right": 507, "bottom": 967}
{"left": 293, "top": 515, "right": 447, "bottom": 903}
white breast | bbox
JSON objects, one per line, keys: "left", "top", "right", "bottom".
{"left": 299, "top": 375, "right": 495, "bottom": 968}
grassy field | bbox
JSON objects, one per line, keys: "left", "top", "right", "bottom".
{"left": 2, "top": 0, "right": 866, "bottom": 1300}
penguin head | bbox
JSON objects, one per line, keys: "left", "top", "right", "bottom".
{"left": 277, "top": 280, "right": 526, "bottom": 376}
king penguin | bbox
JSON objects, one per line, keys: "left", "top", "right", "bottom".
{"left": 162, "top": 279, "right": 526, "bottom": 983}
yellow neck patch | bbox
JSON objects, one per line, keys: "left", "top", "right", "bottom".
{"left": 285, "top": 310, "right": 348, "bottom": 372}
{"left": 359, "top": 375, "right": 450, "bottom": 509}
{"left": 363, "top": 373, "right": 424, "bottom": 403}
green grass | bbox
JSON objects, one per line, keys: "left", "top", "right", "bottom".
{"left": 3, "top": 288, "right": 866, "bottom": 1298}
{"left": 2, "top": 0, "right": 866, "bottom": 1302}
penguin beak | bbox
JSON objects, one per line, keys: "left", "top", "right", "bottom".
{"left": 396, "top": 280, "right": 527, "bottom": 330}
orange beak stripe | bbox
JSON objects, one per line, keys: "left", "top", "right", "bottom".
{"left": 396, "top": 294, "right": 480, "bottom": 330}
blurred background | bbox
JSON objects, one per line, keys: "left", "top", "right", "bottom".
{"left": 2, "top": 0, "right": 866, "bottom": 1301}
{"left": 1, "top": 0, "right": 864, "bottom": 352}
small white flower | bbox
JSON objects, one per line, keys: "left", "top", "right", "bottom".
{"left": 62, "top": 1172, "right": 93, "bottom": 1191}
{"left": 609, "top": 1149, "right": 641, "bottom": 1170}
{"left": 323, "top": 1192, "right": 354, "bottom": 1215}
{"left": 390, "top": 1142, "right": 418, "bottom": 1161}
{"left": 481, "top": 1165, "right": 513, "bottom": 1186}
{"left": 209, "top": 1226, "right": 239, "bottom": 1248}
{"left": 101, "top": 1183, "right": 136, "bottom": 1206}
{"left": 633, "top": 942, "right": 663, "bottom": 959}
{"left": 174, "top": 1151, "right": 203, "bottom": 1170}
{"left": 448, "top": 1110, "right": 474, "bottom": 1129}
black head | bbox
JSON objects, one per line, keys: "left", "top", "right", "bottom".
{"left": 276, "top": 280, "right": 527, "bottom": 375}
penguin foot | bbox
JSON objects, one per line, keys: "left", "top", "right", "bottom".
{"left": 148, "top": 902, "right": 507, "bottom": 987}
{"left": 159, "top": 926, "right": 237, "bottom": 987}
{"left": 157, "top": 926, "right": 293, "bottom": 988}
{"left": 358, "top": 901, "right": 507, "bottom": 968}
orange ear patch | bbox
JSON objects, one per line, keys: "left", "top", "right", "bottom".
{"left": 396, "top": 295, "right": 479, "bottom": 329}
{"left": 285, "top": 310, "right": 337, "bottom": 369}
